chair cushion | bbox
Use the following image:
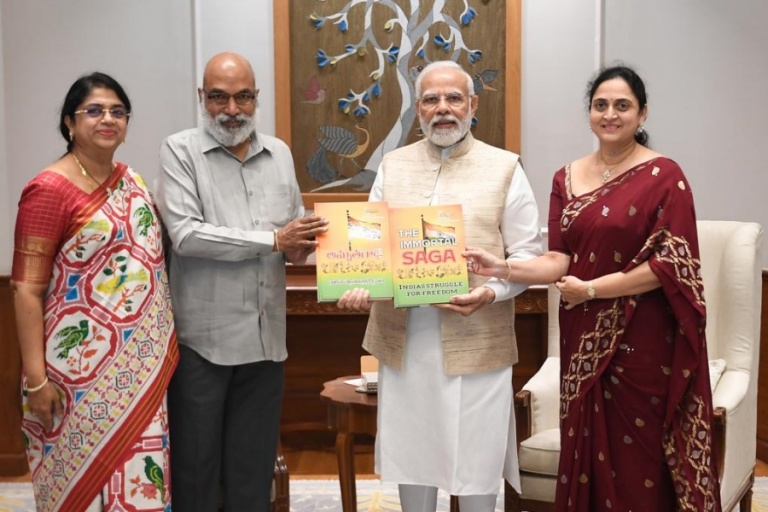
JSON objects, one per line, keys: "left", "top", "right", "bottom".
{"left": 709, "top": 358, "right": 726, "bottom": 393}
{"left": 518, "top": 428, "right": 561, "bottom": 476}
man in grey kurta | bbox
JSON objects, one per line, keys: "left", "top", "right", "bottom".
{"left": 155, "top": 52, "right": 327, "bottom": 512}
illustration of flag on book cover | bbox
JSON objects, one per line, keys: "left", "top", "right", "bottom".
{"left": 388, "top": 204, "right": 469, "bottom": 308}
{"left": 314, "top": 201, "right": 393, "bottom": 302}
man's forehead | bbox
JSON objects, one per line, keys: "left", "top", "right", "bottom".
{"left": 421, "top": 70, "right": 467, "bottom": 91}
{"left": 203, "top": 76, "right": 256, "bottom": 91}
{"left": 204, "top": 66, "right": 254, "bottom": 88}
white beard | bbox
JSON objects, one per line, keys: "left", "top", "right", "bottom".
{"left": 420, "top": 113, "right": 472, "bottom": 147}
{"left": 201, "top": 106, "right": 257, "bottom": 147}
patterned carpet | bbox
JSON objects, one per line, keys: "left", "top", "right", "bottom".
{"left": 1, "top": 477, "right": 767, "bottom": 511}
{"left": 290, "top": 479, "right": 493, "bottom": 512}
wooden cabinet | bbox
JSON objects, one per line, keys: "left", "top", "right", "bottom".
{"left": 0, "top": 278, "right": 27, "bottom": 476}
{"left": 758, "top": 271, "right": 768, "bottom": 462}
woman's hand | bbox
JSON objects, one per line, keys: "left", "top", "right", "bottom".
{"left": 27, "top": 381, "right": 63, "bottom": 432}
{"left": 555, "top": 275, "right": 591, "bottom": 310}
{"left": 462, "top": 247, "right": 508, "bottom": 279}
{"left": 337, "top": 288, "right": 374, "bottom": 312}
{"left": 435, "top": 286, "right": 496, "bottom": 316}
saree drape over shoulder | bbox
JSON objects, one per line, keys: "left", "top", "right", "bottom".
{"left": 12, "top": 165, "right": 178, "bottom": 512}
{"left": 547, "top": 157, "right": 721, "bottom": 512}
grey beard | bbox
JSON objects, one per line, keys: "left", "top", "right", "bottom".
{"left": 420, "top": 114, "right": 472, "bottom": 148}
{"left": 201, "top": 109, "right": 257, "bottom": 147}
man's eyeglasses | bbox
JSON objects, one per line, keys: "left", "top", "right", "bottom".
{"left": 419, "top": 93, "right": 467, "bottom": 109}
{"left": 74, "top": 106, "right": 130, "bottom": 120}
{"left": 204, "top": 90, "right": 258, "bottom": 106}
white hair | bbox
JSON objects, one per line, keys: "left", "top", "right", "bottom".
{"left": 200, "top": 99, "right": 257, "bottom": 147}
{"left": 414, "top": 60, "right": 474, "bottom": 99}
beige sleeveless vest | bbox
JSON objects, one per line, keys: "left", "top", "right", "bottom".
{"left": 363, "top": 133, "right": 520, "bottom": 375}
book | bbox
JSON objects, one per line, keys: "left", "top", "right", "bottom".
{"left": 388, "top": 204, "right": 469, "bottom": 308}
{"left": 314, "top": 201, "right": 394, "bottom": 302}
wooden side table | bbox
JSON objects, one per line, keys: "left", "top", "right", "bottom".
{"left": 320, "top": 376, "right": 460, "bottom": 512}
{"left": 320, "top": 376, "right": 377, "bottom": 512}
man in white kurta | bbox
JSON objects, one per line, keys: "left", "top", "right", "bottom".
{"left": 338, "top": 61, "right": 542, "bottom": 512}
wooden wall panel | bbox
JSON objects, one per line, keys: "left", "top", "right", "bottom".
{"left": 0, "top": 277, "right": 27, "bottom": 476}
{"left": 758, "top": 271, "right": 768, "bottom": 462}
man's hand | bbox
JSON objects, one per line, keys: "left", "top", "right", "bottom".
{"left": 283, "top": 247, "right": 316, "bottom": 264}
{"left": 276, "top": 215, "right": 328, "bottom": 259}
{"left": 434, "top": 286, "right": 495, "bottom": 316}
{"left": 337, "top": 288, "right": 374, "bottom": 312}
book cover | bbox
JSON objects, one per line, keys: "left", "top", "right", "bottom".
{"left": 388, "top": 204, "right": 469, "bottom": 308}
{"left": 314, "top": 201, "right": 394, "bottom": 302}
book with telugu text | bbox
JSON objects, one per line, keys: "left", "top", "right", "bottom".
{"left": 314, "top": 201, "right": 394, "bottom": 302}
{"left": 388, "top": 204, "right": 469, "bottom": 308}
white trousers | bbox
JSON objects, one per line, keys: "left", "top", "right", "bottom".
{"left": 375, "top": 307, "right": 521, "bottom": 495}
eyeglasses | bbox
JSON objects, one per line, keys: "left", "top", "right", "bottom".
{"left": 419, "top": 92, "right": 467, "bottom": 108}
{"left": 203, "top": 89, "right": 259, "bottom": 106}
{"left": 73, "top": 106, "right": 130, "bottom": 120}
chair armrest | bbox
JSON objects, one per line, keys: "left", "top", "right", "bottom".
{"left": 711, "top": 369, "right": 757, "bottom": 503}
{"left": 712, "top": 370, "right": 749, "bottom": 413}
{"left": 713, "top": 407, "right": 726, "bottom": 482}
{"left": 514, "top": 389, "right": 532, "bottom": 443}
{"left": 271, "top": 442, "right": 290, "bottom": 512}
{"left": 520, "top": 356, "right": 561, "bottom": 435}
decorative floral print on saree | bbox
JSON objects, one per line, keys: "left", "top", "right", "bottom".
{"left": 12, "top": 165, "right": 178, "bottom": 511}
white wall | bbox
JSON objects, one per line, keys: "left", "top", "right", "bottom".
{"left": 0, "top": 0, "right": 197, "bottom": 273}
{"left": 604, "top": 0, "right": 768, "bottom": 231}
{"left": 196, "top": 0, "right": 276, "bottom": 137}
{"left": 522, "top": 0, "right": 601, "bottom": 223}
{"left": 1, "top": 0, "right": 766, "bottom": 272}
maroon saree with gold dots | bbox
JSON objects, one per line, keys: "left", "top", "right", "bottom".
{"left": 547, "top": 157, "right": 721, "bottom": 512}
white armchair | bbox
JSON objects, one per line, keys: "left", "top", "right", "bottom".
{"left": 507, "top": 220, "right": 763, "bottom": 512}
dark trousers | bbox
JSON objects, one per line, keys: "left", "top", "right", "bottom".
{"left": 169, "top": 345, "right": 284, "bottom": 512}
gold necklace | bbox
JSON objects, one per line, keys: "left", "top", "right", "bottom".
{"left": 598, "top": 145, "right": 636, "bottom": 183}
{"left": 72, "top": 153, "right": 114, "bottom": 196}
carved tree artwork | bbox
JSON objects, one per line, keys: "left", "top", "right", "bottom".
{"left": 275, "top": 0, "right": 520, "bottom": 199}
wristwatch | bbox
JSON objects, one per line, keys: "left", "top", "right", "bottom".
{"left": 587, "top": 281, "right": 596, "bottom": 300}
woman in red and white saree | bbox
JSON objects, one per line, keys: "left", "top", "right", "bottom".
{"left": 463, "top": 66, "right": 720, "bottom": 511}
{"left": 11, "top": 73, "right": 178, "bottom": 512}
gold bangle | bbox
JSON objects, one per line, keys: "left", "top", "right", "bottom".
{"left": 25, "top": 377, "right": 49, "bottom": 393}
{"left": 273, "top": 228, "right": 280, "bottom": 252}
{"left": 505, "top": 260, "right": 513, "bottom": 281}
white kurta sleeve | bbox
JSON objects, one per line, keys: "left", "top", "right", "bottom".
{"left": 483, "top": 161, "right": 543, "bottom": 302}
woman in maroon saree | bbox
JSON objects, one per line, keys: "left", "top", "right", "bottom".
{"left": 463, "top": 66, "right": 720, "bottom": 511}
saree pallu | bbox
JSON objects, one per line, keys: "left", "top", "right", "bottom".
{"left": 12, "top": 165, "right": 179, "bottom": 512}
{"left": 547, "top": 157, "right": 721, "bottom": 512}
